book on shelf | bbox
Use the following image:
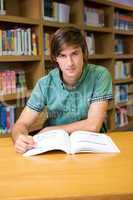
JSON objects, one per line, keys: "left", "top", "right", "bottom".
{"left": 0, "top": 0, "right": 6, "bottom": 15}
{"left": 31, "top": 33, "right": 37, "bottom": 56}
{"left": 114, "top": 37, "right": 124, "bottom": 54}
{"left": 85, "top": 33, "right": 95, "bottom": 55}
{"left": 23, "top": 129, "right": 120, "bottom": 157}
{"left": 43, "top": 0, "right": 53, "bottom": 18}
{"left": 115, "top": 84, "right": 128, "bottom": 103}
{"left": 57, "top": 3, "right": 70, "bottom": 23}
{"left": 115, "top": 106, "right": 128, "bottom": 128}
{"left": 43, "top": 32, "right": 51, "bottom": 56}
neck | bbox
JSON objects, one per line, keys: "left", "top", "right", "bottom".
{"left": 63, "top": 77, "right": 77, "bottom": 88}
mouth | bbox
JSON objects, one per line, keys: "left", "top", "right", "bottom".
{"left": 66, "top": 67, "right": 76, "bottom": 71}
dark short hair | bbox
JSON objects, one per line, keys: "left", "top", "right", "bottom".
{"left": 50, "top": 26, "right": 88, "bottom": 64}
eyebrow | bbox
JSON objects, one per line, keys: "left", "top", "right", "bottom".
{"left": 60, "top": 48, "right": 81, "bottom": 54}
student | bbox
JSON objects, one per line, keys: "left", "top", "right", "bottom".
{"left": 12, "top": 26, "right": 112, "bottom": 153}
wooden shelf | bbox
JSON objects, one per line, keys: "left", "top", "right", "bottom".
{"left": 0, "top": 55, "right": 41, "bottom": 62}
{"left": 115, "top": 100, "right": 133, "bottom": 107}
{"left": 88, "top": 54, "right": 112, "bottom": 59}
{"left": 43, "top": 20, "right": 79, "bottom": 28}
{"left": 114, "top": 78, "right": 133, "bottom": 84}
{"left": 112, "top": 2, "right": 133, "bottom": 11}
{"left": 88, "top": 0, "right": 112, "bottom": 6}
{"left": 114, "top": 54, "right": 133, "bottom": 59}
{"left": 114, "top": 29, "right": 133, "bottom": 35}
{"left": 0, "top": 15, "right": 40, "bottom": 25}
{"left": 0, "top": 90, "right": 31, "bottom": 101}
{"left": 84, "top": 25, "right": 113, "bottom": 33}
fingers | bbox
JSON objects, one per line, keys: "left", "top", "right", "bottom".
{"left": 14, "top": 134, "right": 36, "bottom": 154}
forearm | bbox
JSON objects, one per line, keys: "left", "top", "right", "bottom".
{"left": 62, "top": 118, "right": 102, "bottom": 133}
{"left": 40, "top": 117, "right": 103, "bottom": 134}
{"left": 40, "top": 101, "right": 107, "bottom": 134}
{"left": 11, "top": 122, "right": 29, "bottom": 143}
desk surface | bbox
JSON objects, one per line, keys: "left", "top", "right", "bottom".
{"left": 0, "top": 132, "right": 133, "bottom": 200}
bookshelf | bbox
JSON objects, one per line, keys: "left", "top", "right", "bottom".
{"left": 0, "top": 0, "right": 133, "bottom": 137}
{"left": 0, "top": 0, "right": 44, "bottom": 136}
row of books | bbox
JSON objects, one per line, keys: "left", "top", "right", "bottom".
{"left": 84, "top": 7, "right": 104, "bottom": 27}
{"left": 115, "top": 84, "right": 133, "bottom": 104}
{"left": 43, "top": 32, "right": 95, "bottom": 56}
{"left": 0, "top": 28, "right": 37, "bottom": 56}
{"left": 43, "top": 0, "right": 70, "bottom": 23}
{"left": 114, "top": 12, "right": 133, "bottom": 31}
{"left": 0, "top": 70, "right": 27, "bottom": 96}
{"left": 0, "top": 103, "right": 15, "bottom": 135}
{"left": 114, "top": 61, "right": 132, "bottom": 80}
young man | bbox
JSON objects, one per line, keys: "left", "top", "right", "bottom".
{"left": 12, "top": 27, "right": 112, "bottom": 153}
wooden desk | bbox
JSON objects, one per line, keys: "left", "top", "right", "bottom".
{"left": 0, "top": 132, "right": 133, "bottom": 200}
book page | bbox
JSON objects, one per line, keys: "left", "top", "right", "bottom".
{"left": 23, "top": 129, "right": 70, "bottom": 157}
{"left": 70, "top": 131, "right": 120, "bottom": 154}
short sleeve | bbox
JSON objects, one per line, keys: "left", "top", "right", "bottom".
{"left": 26, "top": 80, "right": 46, "bottom": 112}
{"left": 91, "top": 67, "right": 113, "bottom": 103}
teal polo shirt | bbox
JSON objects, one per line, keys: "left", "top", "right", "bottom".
{"left": 27, "top": 64, "right": 112, "bottom": 127}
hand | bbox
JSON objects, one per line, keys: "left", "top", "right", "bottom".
{"left": 14, "top": 134, "right": 36, "bottom": 154}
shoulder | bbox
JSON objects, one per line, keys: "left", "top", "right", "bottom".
{"left": 87, "top": 63, "right": 109, "bottom": 74}
{"left": 37, "top": 68, "right": 59, "bottom": 86}
{"left": 87, "top": 64, "right": 111, "bottom": 79}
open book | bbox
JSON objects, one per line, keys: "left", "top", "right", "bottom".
{"left": 23, "top": 130, "right": 120, "bottom": 157}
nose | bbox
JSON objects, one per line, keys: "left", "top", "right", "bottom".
{"left": 67, "top": 56, "right": 73, "bottom": 66}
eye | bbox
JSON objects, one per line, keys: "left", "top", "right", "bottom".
{"left": 72, "top": 51, "right": 79, "bottom": 56}
{"left": 58, "top": 54, "right": 66, "bottom": 58}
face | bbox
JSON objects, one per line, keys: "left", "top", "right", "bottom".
{"left": 56, "top": 44, "right": 84, "bottom": 85}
